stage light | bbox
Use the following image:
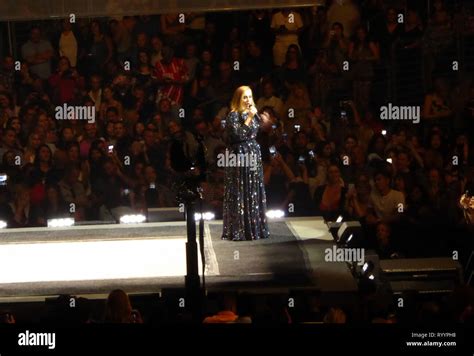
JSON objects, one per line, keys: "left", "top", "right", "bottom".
{"left": 119, "top": 214, "right": 146, "bottom": 224}
{"left": 0, "top": 220, "right": 7, "bottom": 228}
{"left": 361, "top": 261, "right": 374, "bottom": 276}
{"left": 47, "top": 218, "right": 75, "bottom": 227}
{"left": 386, "top": 158, "right": 392, "bottom": 164}
{"left": 266, "top": 209, "right": 285, "bottom": 219}
{"left": 336, "top": 215, "right": 343, "bottom": 223}
{"left": 381, "top": 130, "right": 387, "bottom": 136}
{"left": 368, "top": 274, "right": 375, "bottom": 280}
{"left": 337, "top": 221, "right": 363, "bottom": 247}
{"left": 194, "top": 212, "right": 215, "bottom": 221}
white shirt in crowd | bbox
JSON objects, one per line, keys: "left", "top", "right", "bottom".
{"left": 369, "top": 189, "right": 405, "bottom": 222}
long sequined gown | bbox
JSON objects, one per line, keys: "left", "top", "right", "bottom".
{"left": 221, "top": 110, "right": 270, "bottom": 241}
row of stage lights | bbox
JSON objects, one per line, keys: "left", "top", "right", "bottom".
{"left": 0, "top": 210, "right": 287, "bottom": 229}
{"left": 329, "top": 215, "right": 376, "bottom": 290}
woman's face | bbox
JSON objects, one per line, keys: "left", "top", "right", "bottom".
{"left": 91, "top": 148, "right": 102, "bottom": 161}
{"left": 104, "top": 87, "right": 113, "bottom": 100}
{"left": 240, "top": 89, "right": 254, "bottom": 110}
{"left": 39, "top": 146, "right": 51, "bottom": 162}
{"left": 345, "top": 137, "right": 357, "bottom": 152}
{"left": 10, "top": 119, "right": 21, "bottom": 133}
{"left": 68, "top": 146, "right": 79, "bottom": 161}
{"left": 106, "top": 123, "right": 115, "bottom": 136}
{"left": 0, "top": 95, "right": 9, "bottom": 108}
{"left": 135, "top": 123, "right": 145, "bottom": 136}
{"left": 38, "top": 114, "right": 49, "bottom": 129}
{"left": 85, "top": 123, "right": 97, "bottom": 138}
{"left": 30, "top": 134, "right": 41, "bottom": 148}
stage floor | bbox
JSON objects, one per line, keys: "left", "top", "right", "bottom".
{"left": 0, "top": 217, "right": 357, "bottom": 300}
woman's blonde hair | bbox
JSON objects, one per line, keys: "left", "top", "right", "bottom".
{"left": 104, "top": 289, "right": 132, "bottom": 323}
{"left": 230, "top": 86, "right": 254, "bottom": 113}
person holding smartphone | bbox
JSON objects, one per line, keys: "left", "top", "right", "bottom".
{"left": 221, "top": 86, "right": 271, "bottom": 241}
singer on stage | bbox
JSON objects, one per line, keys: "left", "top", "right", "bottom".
{"left": 221, "top": 86, "right": 270, "bottom": 241}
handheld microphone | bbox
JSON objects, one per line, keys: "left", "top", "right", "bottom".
{"left": 249, "top": 104, "right": 261, "bottom": 123}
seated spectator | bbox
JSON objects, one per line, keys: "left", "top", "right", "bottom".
{"left": 345, "top": 173, "right": 371, "bottom": 220}
{"left": 256, "top": 80, "right": 284, "bottom": 120}
{"left": 313, "top": 164, "right": 347, "bottom": 221}
{"left": 9, "top": 184, "right": 32, "bottom": 228}
{"left": 367, "top": 169, "right": 405, "bottom": 224}
{"left": 0, "top": 128, "right": 23, "bottom": 164}
{"left": 23, "top": 132, "right": 42, "bottom": 165}
{"left": 58, "top": 164, "right": 91, "bottom": 221}
{"left": 100, "top": 87, "right": 123, "bottom": 122}
{"left": 282, "top": 83, "right": 312, "bottom": 136}
{"left": 104, "top": 289, "right": 142, "bottom": 324}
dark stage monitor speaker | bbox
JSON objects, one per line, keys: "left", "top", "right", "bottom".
{"left": 379, "top": 258, "right": 463, "bottom": 295}
{"left": 147, "top": 207, "right": 185, "bottom": 222}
